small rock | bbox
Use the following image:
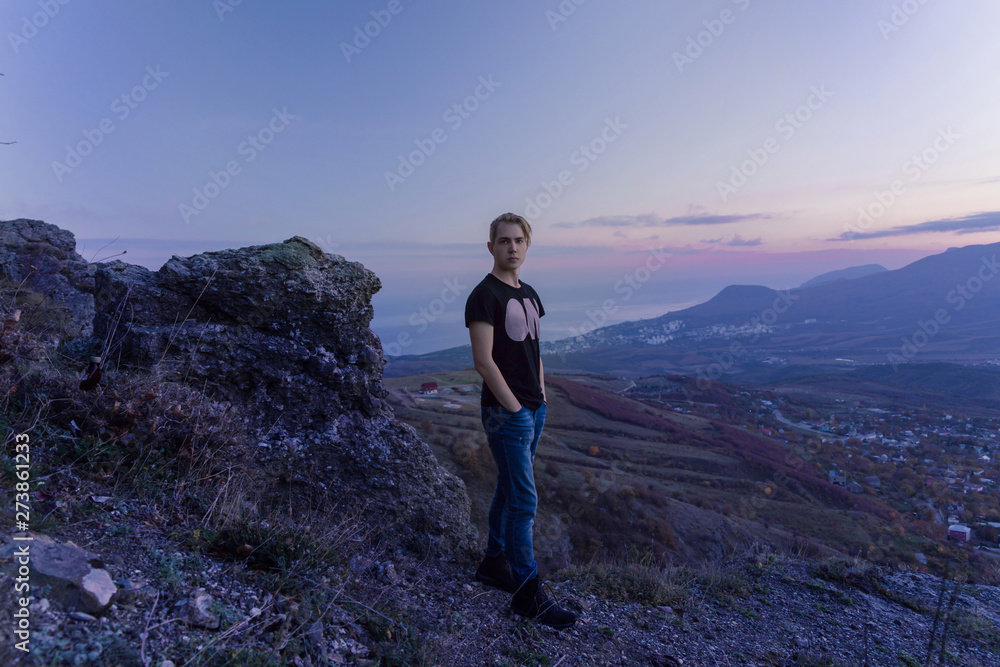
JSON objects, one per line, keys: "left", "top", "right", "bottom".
{"left": 81, "top": 569, "right": 117, "bottom": 612}
{"left": 182, "top": 590, "right": 220, "bottom": 629}
{"left": 379, "top": 562, "right": 398, "bottom": 584}
{"left": 69, "top": 611, "right": 98, "bottom": 622}
{"left": 0, "top": 534, "right": 117, "bottom": 614}
{"left": 117, "top": 577, "right": 158, "bottom": 606}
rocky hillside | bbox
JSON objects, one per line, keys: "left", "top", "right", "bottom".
{"left": 1, "top": 218, "right": 998, "bottom": 666}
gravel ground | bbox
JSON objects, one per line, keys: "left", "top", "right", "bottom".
{"left": 2, "top": 506, "right": 998, "bottom": 667}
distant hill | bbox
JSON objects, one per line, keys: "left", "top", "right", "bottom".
{"left": 662, "top": 241, "right": 999, "bottom": 327}
{"left": 676, "top": 284, "right": 779, "bottom": 323}
{"left": 800, "top": 263, "right": 887, "bottom": 288}
{"left": 384, "top": 344, "right": 473, "bottom": 378}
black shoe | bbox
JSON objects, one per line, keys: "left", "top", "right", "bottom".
{"left": 475, "top": 552, "right": 518, "bottom": 593}
{"left": 510, "top": 577, "right": 579, "bottom": 629}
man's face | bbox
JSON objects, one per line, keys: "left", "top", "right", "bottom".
{"left": 489, "top": 221, "right": 529, "bottom": 270}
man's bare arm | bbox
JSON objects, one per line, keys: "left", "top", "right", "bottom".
{"left": 539, "top": 356, "right": 545, "bottom": 403}
{"left": 469, "top": 321, "right": 522, "bottom": 412}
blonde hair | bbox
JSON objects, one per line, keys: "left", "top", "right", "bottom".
{"left": 489, "top": 212, "right": 532, "bottom": 246}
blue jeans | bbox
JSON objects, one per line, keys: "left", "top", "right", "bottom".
{"left": 481, "top": 402, "right": 546, "bottom": 585}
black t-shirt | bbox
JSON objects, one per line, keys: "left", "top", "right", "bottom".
{"left": 464, "top": 273, "right": 545, "bottom": 410}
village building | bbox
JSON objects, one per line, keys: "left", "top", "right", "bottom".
{"left": 948, "top": 525, "right": 972, "bottom": 542}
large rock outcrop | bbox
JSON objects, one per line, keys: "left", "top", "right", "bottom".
{"left": 89, "top": 234, "right": 471, "bottom": 554}
{"left": 0, "top": 218, "right": 95, "bottom": 338}
{"left": 92, "top": 236, "right": 385, "bottom": 430}
{"left": 1, "top": 219, "right": 472, "bottom": 555}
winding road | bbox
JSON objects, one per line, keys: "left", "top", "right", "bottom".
{"left": 772, "top": 410, "right": 838, "bottom": 438}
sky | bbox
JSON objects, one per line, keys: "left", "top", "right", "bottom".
{"left": 2, "top": 0, "right": 1000, "bottom": 354}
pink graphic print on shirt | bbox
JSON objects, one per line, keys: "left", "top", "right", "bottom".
{"left": 504, "top": 297, "right": 540, "bottom": 341}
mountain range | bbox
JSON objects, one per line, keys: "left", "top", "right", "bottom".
{"left": 386, "top": 241, "right": 1000, "bottom": 379}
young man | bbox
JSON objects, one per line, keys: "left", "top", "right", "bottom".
{"left": 464, "top": 212, "right": 578, "bottom": 629}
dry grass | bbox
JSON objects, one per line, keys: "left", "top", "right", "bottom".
{"left": 556, "top": 548, "right": 694, "bottom": 608}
